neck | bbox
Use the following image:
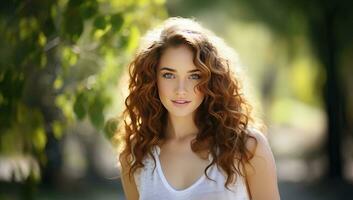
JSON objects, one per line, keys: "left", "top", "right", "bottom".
{"left": 165, "top": 113, "right": 198, "bottom": 141}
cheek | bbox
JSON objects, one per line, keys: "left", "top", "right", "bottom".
{"left": 157, "top": 79, "right": 172, "bottom": 97}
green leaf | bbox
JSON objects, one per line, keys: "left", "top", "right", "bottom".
{"left": 73, "top": 92, "right": 87, "bottom": 120}
{"left": 52, "top": 121, "right": 64, "bottom": 140}
{"left": 42, "top": 17, "right": 56, "bottom": 37}
{"left": 127, "top": 26, "right": 140, "bottom": 52}
{"left": 119, "top": 34, "right": 129, "bottom": 48}
{"left": 104, "top": 118, "right": 119, "bottom": 140}
{"left": 68, "top": 0, "right": 85, "bottom": 7}
{"left": 80, "top": 0, "right": 99, "bottom": 19}
{"left": 63, "top": 7, "right": 84, "bottom": 42}
{"left": 110, "top": 13, "right": 124, "bottom": 32}
{"left": 32, "top": 127, "right": 47, "bottom": 152}
{"left": 89, "top": 105, "right": 104, "bottom": 129}
{"left": 94, "top": 15, "right": 108, "bottom": 30}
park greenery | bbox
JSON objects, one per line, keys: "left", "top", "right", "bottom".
{"left": 0, "top": 0, "right": 167, "bottom": 190}
{"left": 1, "top": 0, "right": 353, "bottom": 199}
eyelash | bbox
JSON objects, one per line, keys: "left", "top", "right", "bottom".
{"left": 190, "top": 74, "right": 201, "bottom": 80}
{"left": 161, "top": 73, "right": 201, "bottom": 80}
{"left": 162, "top": 73, "right": 175, "bottom": 79}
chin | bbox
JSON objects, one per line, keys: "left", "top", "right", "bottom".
{"left": 169, "top": 112, "right": 193, "bottom": 117}
{"left": 164, "top": 107, "right": 192, "bottom": 117}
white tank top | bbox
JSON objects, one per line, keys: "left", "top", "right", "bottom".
{"left": 133, "top": 146, "right": 250, "bottom": 200}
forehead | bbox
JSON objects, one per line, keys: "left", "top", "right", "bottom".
{"left": 158, "top": 45, "right": 197, "bottom": 71}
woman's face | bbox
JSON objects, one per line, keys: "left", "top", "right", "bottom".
{"left": 157, "top": 45, "right": 204, "bottom": 117}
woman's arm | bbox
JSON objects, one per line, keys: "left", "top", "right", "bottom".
{"left": 119, "top": 153, "right": 139, "bottom": 200}
{"left": 245, "top": 129, "right": 281, "bottom": 200}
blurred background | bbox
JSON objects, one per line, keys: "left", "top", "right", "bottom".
{"left": 0, "top": 0, "right": 352, "bottom": 199}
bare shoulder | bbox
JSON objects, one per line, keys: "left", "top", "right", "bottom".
{"left": 244, "top": 128, "right": 275, "bottom": 174}
{"left": 118, "top": 152, "right": 139, "bottom": 200}
{"left": 245, "top": 128, "right": 272, "bottom": 160}
{"left": 244, "top": 128, "right": 281, "bottom": 200}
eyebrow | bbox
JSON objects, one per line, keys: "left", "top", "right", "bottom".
{"left": 159, "top": 67, "right": 200, "bottom": 73}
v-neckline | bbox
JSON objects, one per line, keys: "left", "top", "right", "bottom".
{"left": 153, "top": 146, "right": 210, "bottom": 193}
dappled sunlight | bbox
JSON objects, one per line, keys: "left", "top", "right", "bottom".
{"left": 0, "top": 155, "right": 40, "bottom": 182}
{"left": 1, "top": 0, "right": 352, "bottom": 199}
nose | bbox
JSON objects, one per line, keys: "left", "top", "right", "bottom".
{"left": 175, "top": 79, "right": 187, "bottom": 96}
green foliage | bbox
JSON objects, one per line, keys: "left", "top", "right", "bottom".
{"left": 0, "top": 0, "right": 167, "bottom": 183}
{"left": 104, "top": 117, "right": 119, "bottom": 141}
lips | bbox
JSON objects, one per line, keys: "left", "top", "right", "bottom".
{"left": 171, "top": 100, "right": 191, "bottom": 104}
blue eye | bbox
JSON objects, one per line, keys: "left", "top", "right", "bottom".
{"left": 190, "top": 74, "right": 201, "bottom": 80}
{"left": 162, "top": 73, "right": 175, "bottom": 79}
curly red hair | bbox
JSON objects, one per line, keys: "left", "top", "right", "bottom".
{"left": 117, "top": 17, "right": 258, "bottom": 189}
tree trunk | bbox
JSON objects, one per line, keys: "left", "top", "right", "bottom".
{"left": 310, "top": 2, "right": 344, "bottom": 179}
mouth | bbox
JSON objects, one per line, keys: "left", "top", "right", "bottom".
{"left": 171, "top": 100, "right": 191, "bottom": 105}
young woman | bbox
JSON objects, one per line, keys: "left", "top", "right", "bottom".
{"left": 117, "top": 17, "right": 280, "bottom": 200}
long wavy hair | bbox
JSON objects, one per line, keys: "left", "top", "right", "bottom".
{"left": 117, "top": 17, "right": 258, "bottom": 189}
